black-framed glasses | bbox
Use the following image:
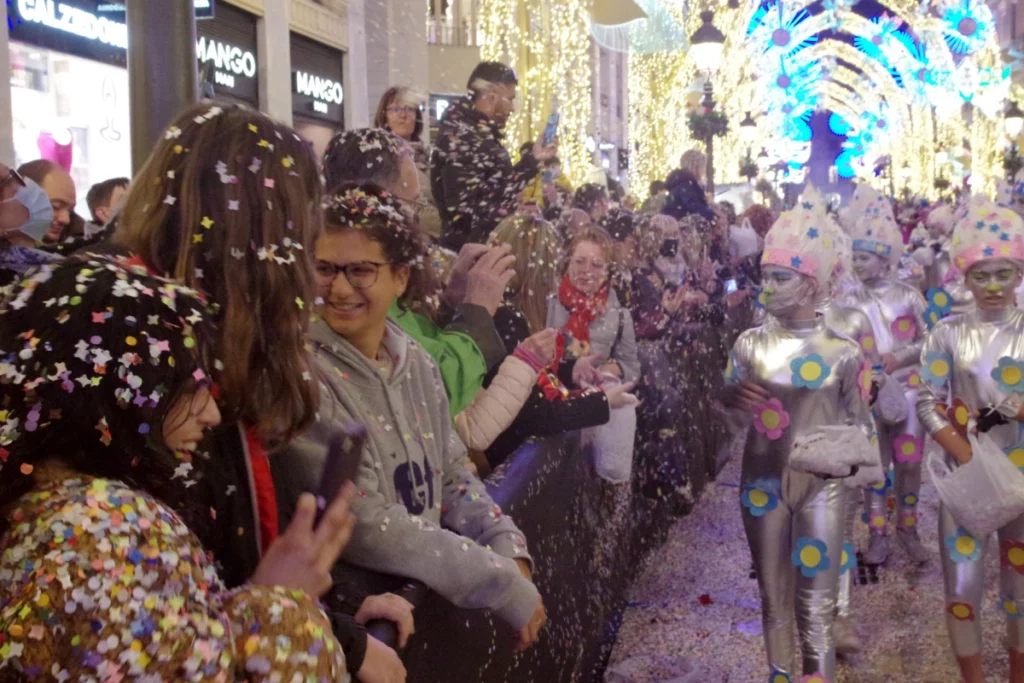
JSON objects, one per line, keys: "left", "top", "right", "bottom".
{"left": 315, "top": 260, "right": 392, "bottom": 289}
{"left": 386, "top": 105, "right": 419, "bottom": 117}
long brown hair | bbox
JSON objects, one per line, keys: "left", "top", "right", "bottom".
{"left": 489, "top": 215, "right": 561, "bottom": 334}
{"left": 114, "top": 102, "right": 322, "bottom": 445}
{"left": 374, "top": 86, "right": 424, "bottom": 143}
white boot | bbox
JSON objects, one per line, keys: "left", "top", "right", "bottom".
{"left": 834, "top": 616, "right": 863, "bottom": 655}
{"left": 863, "top": 533, "right": 889, "bottom": 566}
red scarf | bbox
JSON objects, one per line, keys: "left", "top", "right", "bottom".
{"left": 558, "top": 275, "right": 608, "bottom": 346}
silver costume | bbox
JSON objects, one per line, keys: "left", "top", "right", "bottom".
{"left": 820, "top": 299, "right": 879, "bottom": 620}
{"left": 728, "top": 316, "right": 872, "bottom": 679}
{"left": 916, "top": 307, "right": 1024, "bottom": 657}
{"left": 840, "top": 280, "right": 928, "bottom": 544}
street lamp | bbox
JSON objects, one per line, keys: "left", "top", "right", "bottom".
{"left": 690, "top": 10, "right": 725, "bottom": 196}
{"left": 739, "top": 112, "right": 758, "bottom": 182}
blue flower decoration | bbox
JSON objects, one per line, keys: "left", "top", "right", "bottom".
{"left": 791, "top": 353, "right": 832, "bottom": 389}
{"left": 901, "top": 493, "right": 919, "bottom": 508}
{"left": 945, "top": 527, "right": 982, "bottom": 563}
{"left": 1000, "top": 596, "right": 1024, "bottom": 620}
{"left": 741, "top": 479, "right": 780, "bottom": 518}
{"left": 923, "top": 306, "right": 943, "bottom": 330}
{"left": 868, "top": 468, "right": 894, "bottom": 496}
{"left": 792, "top": 537, "right": 831, "bottom": 578}
{"left": 1002, "top": 232, "right": 1012, "bottom": 242}
{"left": 992, "top": 356, "right": 1024, "bottom": 394}
{"left": 926, "top": 287, "right": 953, "bottom": 315}
{"left": 791, "top": 256, "right": 803, "bottom": 269}
{"left": 984, "top": 247, "right": 995, "bottom": 257}
{"left": 806, "top": 228, "right": 819, "bottom": 239}
{"left": 723, "top": 350, "right": 740, "bottom": 384}
{"left": 921, "top": 351, "right": 953, "bottom": 388}
{"left": 840, "top": 542, "right": 857, "bottom": 575}
{"left": 753, "top": 287, "right": 765, "bottom": 311}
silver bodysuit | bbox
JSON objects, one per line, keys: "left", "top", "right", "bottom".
{"left": 820, "top": 299, "right": 879, "bottom": 620}
{"left": 727, "top": 315, "right": 872, "bottom": 679}
{"left": 840, "top": 279, "right": 928, "bottom": 539}
{"left": 916, "top": 307, "right": 1024, "bottom": 657}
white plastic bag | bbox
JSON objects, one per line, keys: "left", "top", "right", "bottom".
{"left": 582, "top": 404, "right": 636, "bottom": 483}
{"left": 875, "top": 374, "right": 908, "bottom": 425}
{"left": 928, "top": 432, "right": 1024, "bottom": 537}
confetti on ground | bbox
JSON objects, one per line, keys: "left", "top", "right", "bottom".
{"left": 608, "top": 449, "right": 1014, "bottom": 682}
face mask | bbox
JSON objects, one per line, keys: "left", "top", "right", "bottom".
{"left": 5, "top": 178, "right": 54, "bottom": 242}
{"left": 762, "top": 269, "right": 814, "bottom": 318}
{"left": 659, "top": 238, "right": 679, "bottom": 258}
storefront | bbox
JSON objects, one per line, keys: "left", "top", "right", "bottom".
{"left": 290, "top": 33, "right": 344, "bottom": 158}
{"left": 8, "top": 0, "right": 257, "bottom": 205}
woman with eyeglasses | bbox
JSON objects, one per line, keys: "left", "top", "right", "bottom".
{"left": 374, "top": 86, "right": 442, "bottom": 239}
{"left": 275, "top": 184, "right": 549, "bottom": 654}
{"left": 916, "top": 200, "right": 1024, "bottom": 683}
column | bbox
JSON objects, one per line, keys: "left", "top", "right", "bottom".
{"left": 0, "top": 1, "right": 13, "bottom": 164}
{"left": 258, "top": 0, "right": 292, "bottom": 125}
{"left": 345, "top": 0, "right": 371, "bottom": 127}
{"left": 127, "top": 0, "right": 198, "bottom": 174}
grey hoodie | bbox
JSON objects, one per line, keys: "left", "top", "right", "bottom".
{"left": 278, "top": 319, "right": 540, "bottom": 630}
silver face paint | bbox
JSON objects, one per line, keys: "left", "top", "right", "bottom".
{"left": 852, "top": 251, "right": 887, "bottom": 282}
{"left": 762, "top": 266, "right": 815, "bottom": 318}
{"left": 964, "top": 259, "right": 1023, "bottom": 312}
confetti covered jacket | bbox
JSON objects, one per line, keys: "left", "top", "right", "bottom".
{"left": 430, "top": 97, "right": 542, "bottom": 250}
{"left": 0, "top": 476, "right": 347, "bottom": 681}
{"left": 275, "top": 319, "right": 541, "bottom": 631}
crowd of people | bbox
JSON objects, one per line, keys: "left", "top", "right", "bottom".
{"left": 1, "top": 52, "right": 1021, "bottom": 683}
{"left": 0, "top": 59, "right": 756, "bottom": 682}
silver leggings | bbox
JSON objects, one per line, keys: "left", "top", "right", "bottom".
{"left": 837, "top": 490, "right": 859, "bottom": 618}
{"left": 742, "top": 474, "right": 846, "bottom": 679}
{"left": 939, "top": 504, "right": 1024, "bottom": 657}
{"left": 864, "top": 387, "right": 924, "bottom": 535}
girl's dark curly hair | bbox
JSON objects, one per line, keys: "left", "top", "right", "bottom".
{"left": 322, "top": 182, "right": 441, "bottom": 317}
{"left": 0, "top": 255, "right": 218, "bottom": 531}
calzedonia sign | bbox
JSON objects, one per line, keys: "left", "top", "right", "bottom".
{"left": 10, "top": 0, "right": 257, "bottom": 103}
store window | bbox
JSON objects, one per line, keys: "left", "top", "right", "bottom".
{"left": 290, "top": 33, "right": 344, "bottom": 158}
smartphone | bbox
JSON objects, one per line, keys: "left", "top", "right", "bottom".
{"left": 314, "top": 422, "right": 367, "bottom": 524}
{"left": 725, "top": 278, "right": 738, "bottom": 294}
{"left": 543, "top": 112, "right": 560, "bottom": 147}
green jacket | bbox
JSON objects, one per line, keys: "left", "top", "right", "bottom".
{"left": 388, "top": 301, "right": 493, "bottom": 417}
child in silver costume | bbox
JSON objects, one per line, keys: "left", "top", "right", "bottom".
{"left": 916, "top": 200, "right": 1024, "bottom": 683}
{"left": 724, "top": 202, "right": 874, "bottom": 682}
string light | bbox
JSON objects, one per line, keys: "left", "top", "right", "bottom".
{"left": 480, "top": 0, "right": 594, "bottom": 188}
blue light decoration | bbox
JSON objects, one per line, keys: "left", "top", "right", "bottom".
{"left": 941, "top": 0, "right": 994, "bottom": 56}
{"left": 852, "top": 13, "right": 906, "bottom": 62}
{"left": 829, "top": 113, "right": 852, "bottom": 136}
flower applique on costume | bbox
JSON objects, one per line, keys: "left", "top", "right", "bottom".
{"left": 753, "top": 398, "right": 791, "bottom": 440}
{"left": 892, "top": 434, "right": 923, "bottom": 464}
{"left": 799, "top": 674, "right": 831, "bottom": 683}
{"left": 992, "top": 356, "right": 1024, "bottom": 394}
{"left": 921, "top": 351, "right": 953, "bottom": 388}
{"left": 927, "top": 287, "right": 954, "bottom": 315}
{"left": 948, "top": 602, "right": 977, "bottom": 621}
{"left": 945, "top": 527, "right": 982, "bottom": 563}
{"left": 790, "top": 354, "right": 832, "bottom": 390}
{"left": 891, "top": 315, "right": 917, "bottom": 342}
{"left": 1002, "top": 539, "right": 1024, "bottom": 575}
{"left": 1002, "top": 596, "right": 1024, "bottom": 619}
{"left": 840, "top": 542, "right": 857, "bottom": 574}
{"left": 857, "top": 362, "right": 874, "bottom": 401}
{"left": 742, "top": 479, "right": 782, "bottom": 517}
{"left": 1006, "top": 443, "right": 1024, "bottom": 471}
{"left": 791, "top": 537, "right": 831, "bottom": 578}
{"left": 769, "top": 672, "right": 792, "bottom": 683}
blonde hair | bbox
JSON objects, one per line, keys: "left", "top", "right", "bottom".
{"left": 489, "top": 215, "right": 562, "bottom": 334}
{"left": 680, "top": 149, "right": 707, "bottom": 183}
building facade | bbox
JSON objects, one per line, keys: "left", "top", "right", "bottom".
{"left": 0, "top": 0, "right": 365, "bottom": 204}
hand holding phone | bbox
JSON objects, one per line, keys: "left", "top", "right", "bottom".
{"left": 543, "top": 113, "right": 560, "bottom": 148}
{"left": 315, "top": 422, "right": 367, "bottom": 525}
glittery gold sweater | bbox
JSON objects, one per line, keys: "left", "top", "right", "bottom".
{"left": 0, "top": 476, "right": 348, "bottom": 682}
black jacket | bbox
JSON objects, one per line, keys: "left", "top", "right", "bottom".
{"left": 484, "top": 305, "right": 610, "bottom": 467}
{"left": 662, "top": 172, "right": 716, "bottom": 222}
{"left": 431, "top": 97, "right": 541, "bottom": 250}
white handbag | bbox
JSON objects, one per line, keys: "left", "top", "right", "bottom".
{"left": 790, "top": 425, "right": 881, "bottom": 478}
{"left": 875, "top": 373, "right": 909, "bottom": 425}
{"left": 927, "top": 432, "right": 1024, "bottom": 537}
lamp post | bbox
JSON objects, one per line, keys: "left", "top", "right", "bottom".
{"left": 690, "top": 10, "right": 725, "bottom": 196}
{"left": 739, "top": 111, "right": 757, "bottom": 181}
{"left": 1005, "top": 101, "right": 1024, "bottom": 180}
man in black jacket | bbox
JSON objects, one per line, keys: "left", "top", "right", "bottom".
{"left": 431, "top": 61, "right": 558, "bottom": 250}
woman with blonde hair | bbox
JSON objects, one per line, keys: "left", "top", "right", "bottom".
{"left": 484, "top": 215, "right": 633, "bottom": 467}
{"left": 664, "top": 148, "right": 715, "bottom": 222}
